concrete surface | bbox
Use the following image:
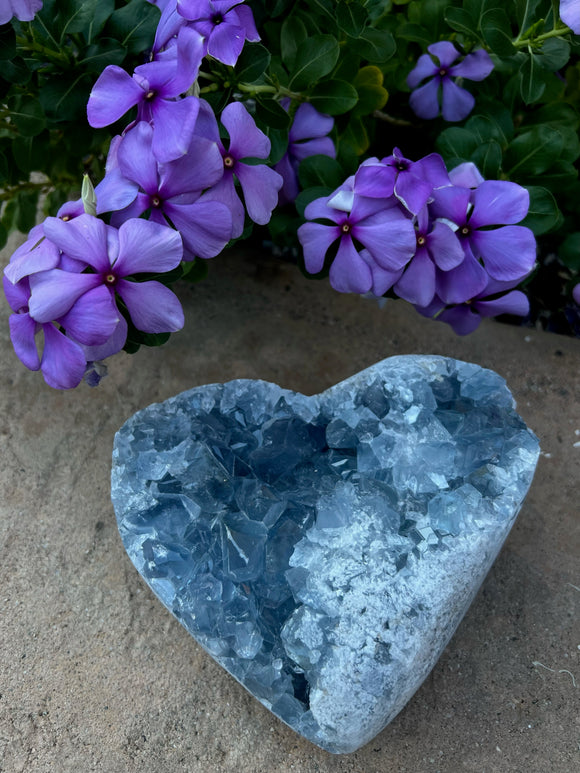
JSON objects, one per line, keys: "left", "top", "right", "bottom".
{"left": 1, "top": 234, "right": 579, "bottom": 773}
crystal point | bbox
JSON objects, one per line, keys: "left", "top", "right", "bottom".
{"left": 112, "top": 356, "right": 539, "bottom": 753}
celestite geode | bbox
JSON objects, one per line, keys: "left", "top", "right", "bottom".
{"left": 111, "top": 356, "right": 540, "bottom": 753}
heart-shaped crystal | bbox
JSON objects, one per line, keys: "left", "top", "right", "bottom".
{"left": 112, "top": 355, "right": 539, "bottom": 753}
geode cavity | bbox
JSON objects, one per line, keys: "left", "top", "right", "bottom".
{"left": 111, "top": 355, "right": 539, "bottom": 753}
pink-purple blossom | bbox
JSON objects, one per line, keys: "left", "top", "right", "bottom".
{"left": 0, "top": 0, "right": 42, "bottom": 24}
{"left": 560, "top": 0, "right": 580, "bottom": 33}
{"left": 87, "top": 26, "right": 204, "bottom": 162}
{"left": 95, "top": 119, "right": 232, "bottom": 260}
{"left": 297, "top": 191, "right": 416, "bottom": 294}
{"left": 195, "top": 101, "right": 283, "bottom": 237}
{"left": 407, "top": 42, "right": 494, "bottom": 122}
{"left": 177, "top": 0, "right": 260, "bottom": 66}
{"left": 275, "top": 100, "right": 335, "bottom": 205}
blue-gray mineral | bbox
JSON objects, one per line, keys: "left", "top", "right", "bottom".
{"left": 111, "top": 355, "right": 540, "bottom": 753}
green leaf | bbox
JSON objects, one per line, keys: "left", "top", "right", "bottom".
{"left": 537, "top": 160, "right": 578, "bottom": 193}
{"left": 396, "top": 22, "right": 432, "bottom": 47}
{"left": 84, "top": 0, "right": 115, "bottom": 43}
{"left": 105, "top": 0, "right": 160, "bottom": 55}
{"left": 0, "top": 26, "right": 16, "bottom": 60}
{"left": 336, "top": 1, "right": 368, "bottom": 37}
{"left": 181, "top": 259, "right": 209, "bottom": 283}
{"left": 472, "top": 139, "right": 503, "bottom": 178}
{"left": 352, "top": 65, "right": 388, "bottom": 117}
{"left": 235, "top": 43, "right": 271, "bottom": 83}
{"left": 280, "top": 15, "right": 307, "bottom": 70}
{"left": 537, "top": 39, "right": 571, "bottom": 72}
{"left": 513, "top": 0, "right": 543, "bottom": 32}
{"left": 558, "top": 233, "right": 580, "bottom": 270}
{"left": 341, "top": 116, "right": 369, "bottom": 155}
{"left": 15, "top": 191, "right": 40, "bottom": 233}
{"left": 355, "top": 28, "right": 396, "bottom": 63}
{"left": 444, "top": 8, "right": 476, "bottom": 37}
{"left": 436, "top": 127, "right": 479, "bottom": 163}
{"left": 505, "top": 125, "right": 563, "bottom": 176}
{"left": 2, "top": 57, "right": 31, "bottom": 85}
{"left": 465, "top": 114, "right": 510, "bottom": 146}
{"left": 78, "top": 39, "right": 126, "bottom": 72}
{"left": 265, "top": 127, "right": 289, "bottom": 164}
{"left": 520, "top": 185, "right": 562, "bottom": 234}
{"left": 298, "top": 155, "right": 344, "bottom": 189}
{"left": 39, "top": 74, "right": 91, "bottom": 121}
{"left": 0, "top": 222, "right": 7, "bottom": 251}
{"left": 9, "top": 97, "right": 46, "bottom": 137}
{"left": 288, "top": 35, "right": 340, "bottom": 91}
{"left": 519, "top": 54, "right": 546, "bottom": 104}
{"left": 481, "top": 9, "right": 516, "bottom": 56}
{"left": 57, "top": 0, "right": 101, "bottom": 39}
{"left": 255, "top": 98, "right": 291, "bottom": 129}
{"left": 12, "top": 132, "right": 50, "bottom": 174}
{"left": 308, "top": 79, "right": 359, "bottom": 115}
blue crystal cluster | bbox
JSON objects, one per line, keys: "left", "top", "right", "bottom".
{"left": 112, "top": 356, "right": 539, "bottom": 753}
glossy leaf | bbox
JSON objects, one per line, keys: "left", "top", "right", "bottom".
{"left": 289, "top": 35, "right": 340, "bottom": 91}
{"left": 309, "top": 79, "right": 359, "bottom": 115}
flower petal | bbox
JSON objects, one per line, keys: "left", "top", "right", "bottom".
{"left": 395, "top": 170, "right": 434, "bottom": 214}
{"left": 87, "top": 66, "right": 144, "bottom": 128}
{"left": 28, "top": 270, "right": 103, "bottom": 323}
{"left": 474, "top": 290, "right": 529, "bottom": 318}
{"left": 57, "top": 286, "right": 120, "bottom": 346}
{"left": 116, "top": 279, "right": 184, "bottom": 333}
{"left": 428, "top": 41, "right": 461, "bottom": 69}
{"left": 117, "top": 122, "right": 160, "bottom": 194}
{"left": 43, "top": 214, "right": 111, "bottom": 272}
{"left": 114, "top": 219, "right": 183, "bottom": 276}
{"left": 469, "top": 181, "right": 530, "bottom": 227}
{"left": 160, "top": 136, "right": 224, "bottom": 198}
{"left": 9, "top": 312, "right": 40, "bottom": 371}
{"left": 329, "top": 237, "right": 372, "bottom": 294}
{"left": 470, "top": 226, "right": 536, "bottom": 280}
{"left": 222, "top": 101, "right": 270, "bottom": 160}
{"left": 208, "top": 19, "right": 246, "bottom": 65}
{"left": 204, "top": 172, "right": 245, "bottom": 237}
{"left": 441, "top": 78, "right": 475, "bottom": 122}
{"left": 81, "top": 313, "right": 128, "bottom": 361}
{"left": 360, "top": 250, "right": 403, "bottom": 296}
{"left": 234, "top": 162, "right": 283, "bottom": 225}
{"left": 95, "top": 168, "right": 140, "bottom": 215}
{"left": 354, "top": 162, "right": 396, "bottom": 198}
{"left": 234, "top": 3, "right": 260, "bottom": 41}
{"left": 4, "top": 233, "right": 61, "bottom": 285}
{"left": 449, "top": 162, "right": 484, "bottom": 189}
{"left": 291, "top": 137, "right": 336, "bottom": 163}
{"left": 290, "top": 102, "right": 334, "bottom": 142}
{"left": 297, "top": 222, "right": 340, "bottom": 274}
{"left": 151, "top": 96, "right": 200, "bottom": 163}
{"left": 426, "top": 221, "right": 465, "bottom": 270}
{"left": 450, "top": 49, "right": 494, "bottom": 81}
{"left": 352, "top": 211, "right": 416, "bottom": 271}
{"left": 407, "top": 53, "right": 438, "bottom": 89}
{"left": 40, "top": 323, "right": 87, "bottom": 389}
{"left": 436, "top": 248, "right": 488, "bottom": 304}
{"left": 430, "top": 185, "right": 470, "bottom": 225}
{"left": 409, "top": 78, "right": 441, "bottom": 120}
{"left": 394, "top": 248, "right": 436, "bottom": 306}
{"left": 3, "top": 274, "right": 30, "bottom": 312}
{"left": 438, "top": 305, "right": 482, "bottom": 335}
{"left": 163, "top": 199, "right": 232, "bottom": 259}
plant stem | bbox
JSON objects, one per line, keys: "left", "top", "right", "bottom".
{"left": 513, "top": 25, "right": 573, "bottom": 49}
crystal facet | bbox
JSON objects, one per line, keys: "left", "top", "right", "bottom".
{"left": 111, "top": 356, "right": 539, "bottom": 753}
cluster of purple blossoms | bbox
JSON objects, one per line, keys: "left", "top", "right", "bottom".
{"left": 298, "top": 155, "right": 537, "bottom": 335}
{"left": 0, "top": 0, "right": 42, "bottom": 25}
{"left": 407, "top": 42, "right": 494, "bottom": 122}
{"left": 4, "top": 211, "right": 184, "bottom": 389}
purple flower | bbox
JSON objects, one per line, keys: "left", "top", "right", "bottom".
{"left": 416, "top": 277, "right": 530, "bottom": 336}
{"left": 87, "top": 26, "right": 204, "bottom": 162}
{"left": 298, "top": 192, "right": 416, "bottom": 294}
{"left": 24, "top": 215, "right": 184, "bottom": 365}
{"left": 96, "top": 120, "right": 232, "bottom": 260}
{"left": 560, "top": 0, "right": 580, "bottom": 34}
{"left": 177, "top": 0, "right": 260, "bottom": 65}
{"left": 430, "top": 180, "right": 536, "bottom": 303}
{"left": 354, "top": 149, "right": 450, "bottom": 215}
{"left": 274, "top": 100, "right": 335, "bottom": 205}
{"left": 195, "top": 101, "right": 283, "bottom": 237}
{"left": 393, "top": 206, "right": 465, "bottom": 307}
{"left": 573, "top": 283, "right": 580, "bottom": 306}
{"left": 407, "top": 42, "right": 494, "bottom": 122}
{"left": 0, "top": 0, "right": 43, "bottom": 24}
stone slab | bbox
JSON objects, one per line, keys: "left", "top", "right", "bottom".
{"left": 1, "top": 235, "right": 579, "bottom": 772}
